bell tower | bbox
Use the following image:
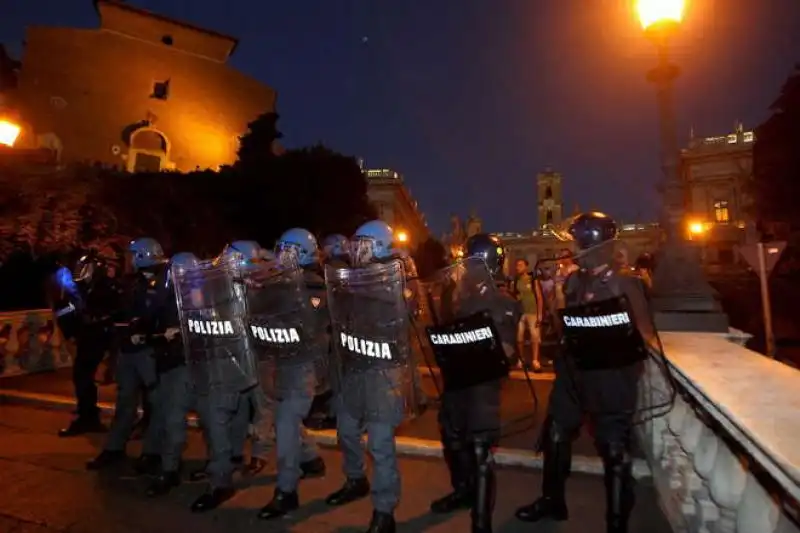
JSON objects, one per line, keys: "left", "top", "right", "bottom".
{"left": 537, "top": 167, "right": 564, "bottom": 228}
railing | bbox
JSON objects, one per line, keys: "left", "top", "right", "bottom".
{"left": 639, "top": 330, "right": 800, "bottom": 533}
{"left": 0, "top": 309, "right": 74, "bottom": 377}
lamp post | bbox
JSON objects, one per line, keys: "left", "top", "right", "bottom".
{"left": 636, "top": 0, "right": 728, "bottom": 332}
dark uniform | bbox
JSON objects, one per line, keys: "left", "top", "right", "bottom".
{"left": 86, "top": 266, "right": 168, "bottom": 471}
{"left": 146, "top": 252, "right": 197, "bottom": 497}
{"left": 256, "top": 262, "right": 329, "bottom": 519}
{"left": 515, "top": 212, "right": 654, "bottom": 533}
{"left": 427, "top": 235, "right": 521, "bottom": 533}
{"left": 56, "top": 258, "right": 118, "bottom": 437}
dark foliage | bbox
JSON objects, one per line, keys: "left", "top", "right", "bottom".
{"left": 233, "top": 111, "right": 283, "bottom": 171}
{"left": 413, "top": 237, "right": 448, "bottom": 279}
{"left": 0, "top": 112, "right": 376, "bottom": 309}
{"left": 752, "top": 64, "right": 800, "bottom": 235}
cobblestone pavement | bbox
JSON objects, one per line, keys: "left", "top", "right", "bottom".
{"left": 0, "top": 404, "right": 671, "bottom": 533}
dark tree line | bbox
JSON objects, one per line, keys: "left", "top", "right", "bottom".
{"left": 0, "top": 111, "right": 447, "bottom": 309}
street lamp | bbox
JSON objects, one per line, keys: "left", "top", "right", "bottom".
{"left": 636, "top": 0, "right": 728, "bottom": 332}
{"left": 0, "top": 119, "right": 21, "bottom": 148}
{"left": 395, "top": 230, "right": 409, "bottom": 244}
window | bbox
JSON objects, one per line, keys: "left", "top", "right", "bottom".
{"left": 714, "top": 200, "right": 730, "bottom": 223}
{"left": 161, "top": 35, "right": 174, "bottom": 46}
{"left": 151, "top": 80, "right": 170, "bottom": 100}
{"left": 544, "top": 185, "right": 553, "bottom": 199}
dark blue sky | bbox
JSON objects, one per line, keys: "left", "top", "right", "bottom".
{"left": 3, "top": 1, "right": 799, "bottom": 235}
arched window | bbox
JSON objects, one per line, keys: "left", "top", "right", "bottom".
{"left": 128, "top": 129, "right": 170, "bottom": 172}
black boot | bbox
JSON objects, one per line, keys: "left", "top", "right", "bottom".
{"left": 133, "top": 453, "right": 161, "bottom": 476}
{"left": 515, "top": 423, "right": 571, "bottom": 522}
{"left": 325, "top": 477, "right": 370, "bottom": 506}
{"left": 257, "top": 488, "right": 299, "bottom": 520}
{"left": 146, "top": 470, "right": 181, "bottom": 497}
{"left": 190, "top": 486, "right": 236, "bottom": 513}
{"left": 365, "top": 510, "right": 396, "bottom": 533}
{"left": 58, "top": 417, "right": 106, "bottom": 437}
{"left": 86, "top": 449, "right": 126, "bottom": 471}
{"left": 471, "top": 438, "right": 496, "bottom": 533}
{"left": 601, "top": 442, "right": 635, "bottom": 533}
{"left": 300, "top": 456, "right": 326, "bottom": 479}
{"left": 430, "top": 444, "right": 475, "bottom": 514}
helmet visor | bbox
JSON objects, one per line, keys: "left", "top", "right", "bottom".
{"left": 350, "top": 237, "right": 376, "bottom": 267}
{"left": 275, "top": 242, "right": 300, "bottom": 268}
{"left": 73, "top": 257, "right": 95, "bottom": 283}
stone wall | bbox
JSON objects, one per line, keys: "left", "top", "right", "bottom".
{"left": 639, "top": 331, "right": 800, "bottom": 533}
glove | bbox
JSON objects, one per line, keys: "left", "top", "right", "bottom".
{"left": 164, "top": 327, "right": 181, "bottom": 341}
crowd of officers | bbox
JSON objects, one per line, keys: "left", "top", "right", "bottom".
{"left": 49, "top": 212, "right": 654, "bottom": 533}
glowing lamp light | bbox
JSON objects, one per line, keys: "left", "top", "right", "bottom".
{"left": 0, "top": 120, "right": 21, "bottom": 147}
{"left": 396, "top": 231, "right": 409, "bottom": 243}
{"left": 688, "top": 222, "right": 705, "bottom": 235}
{"left": 636, "top": 0, "right": 686, "bottom": 30}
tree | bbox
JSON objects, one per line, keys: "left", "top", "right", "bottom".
{"left": 751, "top": 64, "right": 800, "bottom": 235}
{"left": 233, "top": 111, "right": 283, "bottom": 171}
{"left": 413, "top": 237, "right": 448, "bottom": 279}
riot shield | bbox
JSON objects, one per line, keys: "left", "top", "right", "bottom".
{"left": 242, "top": 260, "right": 329, "bottom": 397}
{"left": 419, "top": 257, "right": 510, "bottom": 392}
{"left": 325, "top": 259, "right": 418, "bottom": 422}
{"left": 172, "top": 259, "right": 258, "bottom": 394}
{"left": 558, "top": 272, "right": 676, "bottom": 426}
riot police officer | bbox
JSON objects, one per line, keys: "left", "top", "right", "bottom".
{"left": 56, "top": 254, "right": 118, "bottom": 437}
{"left": 86, "top": 238, "right": 169, "bottom": 473}
{"left": 146, "top": 252, "right": 197, "bottom": 497}
{"left": 305, "top": 233, "right": 352, "bottom": 429}
{"left": 255, "top": 228, "right": 328, "bottom": 520}
{"left": 322, "top": 233, "right": 350, "bottom": 265}
{"left": 186, "top": 240, "right": 263, "bottom": 511}
{"left": 514, "top": 212, "right": 654, "bottom": 533}
{"left": 426, "top": 234, "right": 520, "bottom": 533}
{"left": 324, "top": 220, "right": 416, "bottom": 533}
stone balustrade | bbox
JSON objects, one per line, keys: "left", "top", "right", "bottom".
{"left": 0, "top": 309, "right": 74, "bottom": 377}
{"left": 639, "top": 330, "right": 800, "bottom": 533}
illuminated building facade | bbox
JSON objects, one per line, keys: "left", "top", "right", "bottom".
{"left": 681, "top": 123, "right": 755, "bottom": 265}
{"left": 363, "top": 166, "right": 430, "bottom": 249}
{"left": 10, "top": 0, "right": 276, "bottom": 172}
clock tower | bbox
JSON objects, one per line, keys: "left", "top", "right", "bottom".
{"left": 537, "top": 167, "right": 564, "bottom": 228}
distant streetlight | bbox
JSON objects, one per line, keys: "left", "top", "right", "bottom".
{"left": 688, "top": 221, "right": 705, "bottom": 235}
{"left": 636, "top": 0, "right": 728, "bottom": 331}
{"left": 396, "top": 230, "right": 409, "bottom": 244}
{"left": 0, "top": 119, "right": 21, "bottom": 148}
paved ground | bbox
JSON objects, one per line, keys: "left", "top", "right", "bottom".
{"left": 0, "top": 367, "right": 600, "bottom": 457}
{"left": 0, "top": 404, "right": 671, "bottom": 533}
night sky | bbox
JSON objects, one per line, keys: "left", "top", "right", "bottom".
{"left": 3, "top": 1, "right": 799, "bottom": 236}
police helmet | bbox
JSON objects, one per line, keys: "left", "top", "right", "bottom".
{"left": 322, "top": 234, "right": 350, "bottom": 258}
{"left": 129, "top": 237, "right": 166, "bottom": 271}
{"left": 222, "top": 240, "right": 263, "bottom": 266}
{"left": 351, "top": 220, "right": 395, "bottom": 265}
{"left": 171, "top": 252, "right": 200, "bottom": 271}
{"left": 567, "top": 212, "right": 618, "bottom": 250}
{"left": 465, "top": 233, "right": 506, "bottom": 276}
{"left": 276, "top": 228, "right": 319, "bottom": 267}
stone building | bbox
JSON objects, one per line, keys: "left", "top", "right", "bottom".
{"left": 363, "top": 166, "right": 430, "bottom": 249}
{"left": 537, "top": 167, "right": 564, "bottom": 228}
{"left": 10, "top": 0, "right": 276, "bottom": 172}
{"left": 681, "top": 123, "right": 756, "bottom": 265}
